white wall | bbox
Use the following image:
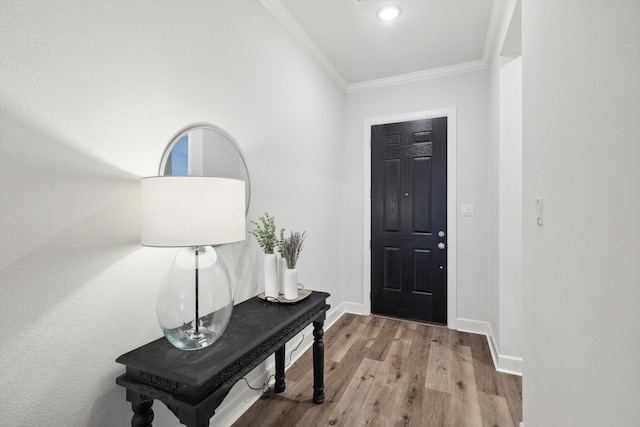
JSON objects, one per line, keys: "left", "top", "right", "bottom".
{"left": 487, "top": 40, "right": 501, "bottom": 352}
{"left": 343, "top": 70, "right": 490, "bottom": 323}
{"left": 487, "top": 0, "right": 523, "bottom": 374}
{"left": 522, "top": 1, "right": 640, "bottom": 426}
{"left": 497, "top": 56, "right": 522, "bottom": 361}
{"left": 0, "top": 1, "right": 345, "bottom": 426}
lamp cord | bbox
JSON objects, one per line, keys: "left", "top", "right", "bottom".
{"left": 241, "top": 331, "right": 306, "bottom": 395}
{"left": 264, "top": 284, "right": 306, "bottom": 304}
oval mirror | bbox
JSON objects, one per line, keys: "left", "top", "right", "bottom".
{"left": 159, "top": 124, "right": 251, "bottom": 213}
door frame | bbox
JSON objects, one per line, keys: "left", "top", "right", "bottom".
{"left": 362, "top": 108, "right": 457, "bottom": 329}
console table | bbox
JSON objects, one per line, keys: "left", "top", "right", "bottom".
{"left": 116, "top": 291, "right": 330, "bottom": 427}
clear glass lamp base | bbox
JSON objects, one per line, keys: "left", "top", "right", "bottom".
{"left": 157, "top": 246, "right": 234, "bottom": 351}
{"left": 162, "top": 309, "right": 231, "bottom": 350}
{"left": 170, "top": 329, "right": 214, "bottom": 350}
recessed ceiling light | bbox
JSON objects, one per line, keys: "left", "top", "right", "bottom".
{"left": 377, "top": 5, "right": 401, "bottom": 21}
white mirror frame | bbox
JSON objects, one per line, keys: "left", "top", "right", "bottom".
{"left": 159, "top": 123, "right": 251, "bottom": 214}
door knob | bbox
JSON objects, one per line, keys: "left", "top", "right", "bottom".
{"left": 438, "top": 231, "right": 445, "bottom": 237}
{"left": 438, "top": 242, "right": 445, "bottom": 249}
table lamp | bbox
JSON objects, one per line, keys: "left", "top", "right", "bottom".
{"left": 141, "top": 176, "right": 246, "bottom": 350}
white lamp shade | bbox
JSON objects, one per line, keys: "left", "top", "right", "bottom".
{"left": 141, "top": 176, "right": 246, "bottom": 247}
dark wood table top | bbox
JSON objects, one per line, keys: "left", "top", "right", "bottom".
{"left": 116, "top": 291, "right": 330, "bottom": 399}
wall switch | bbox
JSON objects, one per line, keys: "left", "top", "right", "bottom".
{"left": 461, "top": 204, "right": 475, "bottom": 216}
{"left": 536, "top": 197, "right": 543, "bottom": 226}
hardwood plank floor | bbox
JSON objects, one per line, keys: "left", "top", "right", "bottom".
{"left": 233, "top": 314, "right": 522, "bottom": 427}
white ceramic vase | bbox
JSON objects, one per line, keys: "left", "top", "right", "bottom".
{"left": 264, "top": 253, "right": 278, "bottom": 299}
{"left": 284, "top": 268, "right": 298, "bottom": 300}
{"left": 277, "top": 256, "right": 287, "bottom": 296}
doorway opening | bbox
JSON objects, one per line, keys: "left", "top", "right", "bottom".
{"left": 370, "top": 117, "right": 447, "bottom": 324}
{"left": 362, "top": 108, "right": 457, "bottom": 328}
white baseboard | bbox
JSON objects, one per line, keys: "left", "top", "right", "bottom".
{"left": 485, "top": 323, "right": 523, "bottom": 376}
{"left": 342, "top": 301, "right": 364, "bottom": 315}
{"left": 496, "top": 353, "right": 523, "bottom": 376}
{"left": 457, "top": 317, "right": 523, "bottom": 376}
{"left": 485, "top": 321, "right": 523, "bottom": 376}
{"left": 211, "top": 301, "right": 348, "bottom": 426}
{"left": 456, "top": 317, "right": 490, "bottom": 335}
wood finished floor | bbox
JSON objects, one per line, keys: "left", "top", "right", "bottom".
{"left": 233, "top": 314, "right": 522, "bottom": 427}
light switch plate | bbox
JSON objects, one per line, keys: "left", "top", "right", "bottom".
{"left": 461, "top": 204, "right": 474, "bottom": 216}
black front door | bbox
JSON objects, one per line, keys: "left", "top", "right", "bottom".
{"left": 371, "top": 117, "right": 447, "bottom": 324}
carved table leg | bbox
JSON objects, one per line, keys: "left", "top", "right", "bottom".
{"left": 131, "top": 401, "right": 154, "bottom": 427}
{"left": 275, "top": 345, "right": 286, "bottom": 393}
{"left": 312, "top": 320, "right": 325, "bottom": 404}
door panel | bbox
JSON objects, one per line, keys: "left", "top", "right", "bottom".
{"left": 384, "top": 247, "right": 402, "bottom": 290}
{"left": 413, "top": 249, "right": 433, "bottom": 294}
{"left": 413, "top": 157, "right": 432, "bottom": 233}
{"left": 371, "top": 117, "right": 447, "bottom": 324}
{"left": 383, "top": 159, "right": 401, "bottom": 232}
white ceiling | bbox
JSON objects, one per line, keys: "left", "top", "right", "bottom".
{"left": 262, "top": 0, "right": 502, "bottom": 90}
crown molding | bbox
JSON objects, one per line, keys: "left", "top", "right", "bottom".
{"left": 483, "top": 0, "right": 509, "bottom": 64}
{"left": 260, "top": 0, "right": 349, "bottom": 91}
{"left": 346, "top": 60, "right": 488, "bottom": 93}
{"left": 261, "top": 0, "right": 509, "bottom": 94}
{"left": 488, "top": 0, "right": 519, "bottom": 63}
